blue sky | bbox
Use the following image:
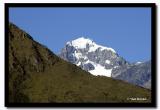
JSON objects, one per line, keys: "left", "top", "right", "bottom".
{"left": 9, "top": 7, "right": 151, "bottom": 63}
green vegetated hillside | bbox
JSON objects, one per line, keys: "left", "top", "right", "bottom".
{"left": 8, "top": 23, "right": 151, "bottom": 103}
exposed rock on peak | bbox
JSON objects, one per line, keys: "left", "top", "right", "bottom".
{"left": 59, "top": 37, "right": 128, "bottom": 77}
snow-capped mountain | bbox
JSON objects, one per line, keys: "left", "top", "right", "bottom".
{"left": 59, "top": 37, "right": 128, "bottom": 77}
{"left": 59, "top": 37, "right": 151, "bottom": 89}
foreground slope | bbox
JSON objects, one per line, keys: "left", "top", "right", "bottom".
{"left": 8, "top": 23, "right": 151, "bottom": 103}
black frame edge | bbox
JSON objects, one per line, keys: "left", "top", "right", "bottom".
{"left": 5, "top": 3, "right": 157, "bottom": 108}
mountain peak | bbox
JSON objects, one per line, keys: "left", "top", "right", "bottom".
{"left": 60, "top": 37, "right": 127, "bottom": 77}
{"left": 67, "top": 37, "right": 93, "bottom": 49}
{"left": 66, "top": 37, "right": 116, "bottom": 53}
{"left": 73, "top": 37, "right": 92, "bottom": 42}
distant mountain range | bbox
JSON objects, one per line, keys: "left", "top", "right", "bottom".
{"left": 8, "top": 23, "right": 151, "bottom": 103}
{"left": 59, "top": 37, "right": 151, "bottom": 89}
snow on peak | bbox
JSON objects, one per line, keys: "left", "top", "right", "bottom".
{"left": 67, "top": 37, "right": 116, "bottom": 53}
{"left": 89, "top": 63, "right": 112, "bottom": 77}
{"left": 73, "top": 37, "right": 92, "bottom": 42}
{"left": 68, "top": 37, "right": 93, "bottom": 48}
{"left": 84, "top": 60, "right": 112, "bottom": 77}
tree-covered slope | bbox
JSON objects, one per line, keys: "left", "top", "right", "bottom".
{"left": 8, "top": 23, "right": 151, "bottom": 103}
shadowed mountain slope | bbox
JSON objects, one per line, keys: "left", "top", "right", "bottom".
{"left": 8, "top": 23, "right": 151, "bottom": 103}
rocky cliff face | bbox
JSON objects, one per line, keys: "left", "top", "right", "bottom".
{"left": 59, "top": 37, "right": 151, "bottom": 89}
